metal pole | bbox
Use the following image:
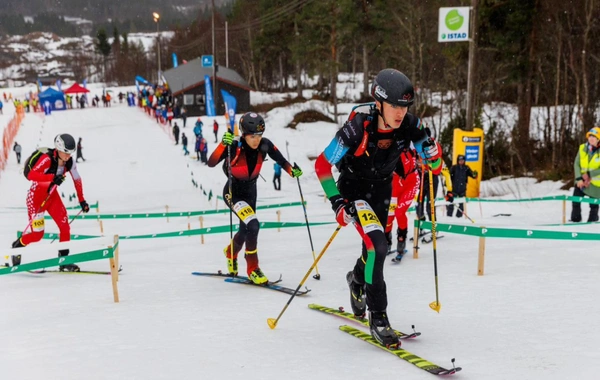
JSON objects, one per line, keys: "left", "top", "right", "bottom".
{"left": 157, "top": 22, "right": 161, "bottom": 83}
{"left": 212, "top": 0, "right": 217, "bottom": 113}
{"left": 225, "top": 21, "right": 229, "bottom": 68}
{"left": 465, "top": 1, "right": 479, "bottom": 131}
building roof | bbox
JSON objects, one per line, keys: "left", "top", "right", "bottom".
{"left": 163, "top": 58, "right": 252, "bottom": 95}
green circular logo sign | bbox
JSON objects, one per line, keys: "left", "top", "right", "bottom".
{"left": 445, "top": 9, "right": 464, "bottom": 31}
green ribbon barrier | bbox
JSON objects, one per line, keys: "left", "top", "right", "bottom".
{"left": 44, "top": 201, "right": 305, "bottom": 220}
{"left": 1, "top": 201, "right": 98, "bottom": 212}
{"left": 28, "top": 221, "right": 336, "bottom": 241}
{"left": 0, "top": 247, "right": 113, "bottom": 276}
{"left": 415, "top": 220, "right": 600, "bottom": 241}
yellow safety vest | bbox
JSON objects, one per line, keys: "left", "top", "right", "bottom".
{"left": 579, "top": 143, "right": 600, "bottom": 187}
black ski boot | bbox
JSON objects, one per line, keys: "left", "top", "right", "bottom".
{"left": 369, "top": 311, "right": 400, "bottom": 348}
{"left": 346, "top": 271, "right": 366, "bottom": 317}
{"left": 588, "top": 206, "right": 599, "bottom": 222}
{"left": 396, "top": 228, "right": 407, "bottom": 253}
{"left": 58, "top": 249, "right": 80, "bottom": 272}
{"left": 11, "top": 238, "right": 25, "bottom": 266}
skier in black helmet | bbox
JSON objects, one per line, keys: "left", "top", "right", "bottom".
{"left": 315, "top": 69, "right": 443, "bottom": 347}
{"left": 9, "top": 133, "right": 90, "bottom": 271}
{"left": 207, "top": 112, "right": 303, "bottom": 284}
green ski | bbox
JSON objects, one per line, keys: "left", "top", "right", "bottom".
{"left": 340, "top": 325, "right": 461, "bottom": 376}
{"left": 308, "top": 303, "right": 420, "bottom": 339}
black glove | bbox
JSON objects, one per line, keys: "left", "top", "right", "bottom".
{"left": 445, "top": 192, "right": 454, "bottom": 203}
{"left": 80, "top": 200, "right": 90, "bottom": 213}
{"left": 48, "top": 175, "right": 66, "bottom": 193}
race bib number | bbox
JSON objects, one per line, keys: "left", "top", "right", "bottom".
{"left": 354, "top": 200, "right": 383, "bottom": 233}
{"left": 233, "top": 201, "right": 257, "bottom": 223}
{"left": 31, "top": 213, "right": 45, "bottom": 232}
{"left": 388, "top": 197, "right": 398, "bottom": 216}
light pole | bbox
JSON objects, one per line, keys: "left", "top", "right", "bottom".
{"left": 153, "top": 12, "right": 161, "bottom": 84}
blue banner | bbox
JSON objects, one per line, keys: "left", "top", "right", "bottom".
{"left": 82, "top": 79, "right": 87, "bottom": 88}
{"left": 172, "top": 53, "right": 178, "bottom": 68}
{"left": 220, "top": 89, "right": 237, "bottom": 133}
{"left": 135, "top": 75, "right": 149, "bottom": 85}
{"left": 37, "top": 79, "right": 43, "bottom": 92}
{"left": 135, "top": 80, "right": 140, "bottom": 94}
{"left": 56, "top": 79, "right": 62, "bottom": 91}
{"left": 204, "top": 75, "right": 216, "bottom": 117}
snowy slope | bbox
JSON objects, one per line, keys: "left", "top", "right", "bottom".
{"left": 0, "top": 102, "right": 599, "bottom": 380}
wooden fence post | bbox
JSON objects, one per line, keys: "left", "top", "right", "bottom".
{"left": 412, "top": 225, "right": 419, "bottom": 259}
{"left": 477, "top": 236, "right": 486, "bottom": 276}
{"left": 276, "top": 210, "right": 281, "bottom": 232}
{"left": 108, "top": 244, "right": 120, "bottom": 303}
{"left": 200, "top": 216, "right": 205, "bottom": 244}
{"left": 114, "top": 234, "right": 120, "bottom": 281}
{"left": 166, "top": 205, "right": 169, "bottom": 223}
{"left": 562, "top": 199, "right": 566, "bottom": 224}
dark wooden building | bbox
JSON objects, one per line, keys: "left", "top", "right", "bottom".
{"left": 163, "top": 58, "right": 252, "bottom": 117}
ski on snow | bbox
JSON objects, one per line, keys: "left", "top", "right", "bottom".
{"left": 29, "top": 266, "right": 123, "bottom": 275}
{"left": 340, "top": 325, "right": 462, "bottom": 376}
{"left": 191, "top": 271, "right": 310, "bottom": 296}
{"left": 308, "top": 304, "right": 420, "bottom": 339}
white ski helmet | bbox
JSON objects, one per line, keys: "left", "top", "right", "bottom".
{"left": 54, "top": 133, "right": 76, "bottom": 154}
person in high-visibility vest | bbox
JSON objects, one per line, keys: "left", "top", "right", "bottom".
{"left": 571, "top": 127, "right": 600, "bottom": 222}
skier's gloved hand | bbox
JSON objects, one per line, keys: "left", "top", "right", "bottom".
{"left": 418, "top": 139, "right": 440, "bottom": 160}
{"left": 291, "top": 163, "right": 303, "bottom": 178}
{"left": 330, "top": 196, "right": 356, "bottom": 226}
{"left": 80, "top": 200, "right": 90, "bottom": 213}
{"left": 49, "top": 175, "right": 66, "bottom": 192}
{"left": 472, "top": 170, "right": 479, "bottom": 178}
{"left": 221, "top": 131, "right": 234, "bottom": 146}
{"left": 445, "top": 192, "right": 454, "bottom": 203}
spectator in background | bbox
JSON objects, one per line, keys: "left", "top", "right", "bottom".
{"left": 273, "top": 162, "right": 282, "bottom": 190}
{"left": 0, "top": 98, "right": 3, "bottom": 114}
{"left": 76, "top": 137, "right": 86, "bottom": 163}
{"left": 181, "top": 106, "right": 187, "bottom": 128}
{"left": 194, "top": 118, "right": 203, "bottom": 137}
{"left": 213, "top": 120, "right": 219, "bottom": 143}
{"left": 173, "top": 122, "right": 180, "bottom": 145}
{"left": 195, "top": 134, "right": 201, "bottom": 161}
{"left": 571, "top": 127, "right": 600, "bottom": 222}
{"left": 167, "top": 106, "right": 174, "bottom": 126}
{"left": 200, "top": 136, "right": 208, "bottom": 164}
{"left": 13, "top": 142, "right": 21, "bottom": 164}
{"left": 182, "top": 133, "right": 189, "bottom": 156}
{"left": 446, "top": 154, "right": 477, "bottom": 218}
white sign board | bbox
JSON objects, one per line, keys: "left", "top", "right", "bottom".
{"left": 438, "top": 7, "right": 470, "bottom": 42}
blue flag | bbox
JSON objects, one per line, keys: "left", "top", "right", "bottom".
{"left": 172, "top": 53, "right": 178, "bottom": 68}
{"left": 37, "top": 79, "right": 43, "bottom": 92}
{"left": 56, "top": 79, "right": 62, "bottom": 91}
{"left": 135, "top": 76, "right": 149, "bottom": 85}
{"left": 82, "top": 79, "right": 87, "bottom": 88}
{"left": 221, "top": 90, "right": 237, "bottom": 133}
{"left": 204, "top": 75, "right": 216, "bottom": 117}
{"left": 135, "top": 80, "right": 140, "bottom": 94}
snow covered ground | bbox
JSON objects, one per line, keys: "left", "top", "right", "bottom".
{"left": 1, "top": 100, "right": 599, "bottom": 380}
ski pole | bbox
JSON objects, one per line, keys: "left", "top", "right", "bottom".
{"left": 428, "top": 169, "right": 441, "bottom": 313}
{"left": 267, "top": 225, "right": 341, "bottom": 329}
{"left": 462, "top": 210, "right": 475, "bottom": 223}
{"left": 294, "top": 162, "right": 320, "bottom": 280}
{"left": 20, "top": 184, "right": 57, "bottom": 236}
{"left": 413, "top": 162, "right": 426, "bottom": 258}
{"left": 50, "top": 209, "right": 84, "bottom": 244}
{"left": 227, "top": 130, "right": 234, "bottom": 268}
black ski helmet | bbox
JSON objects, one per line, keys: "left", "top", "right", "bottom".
{"left": 457, "top": 154, "right": 466, "bottom": 162}
{"left": 54, "top": 133, "right": 76, "bottom": 154}
{"left": 371, "top": 69, "right": 414, "bottom": 107}
{"left": 239, "top": 112, "right": 265, "bottom": 135}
